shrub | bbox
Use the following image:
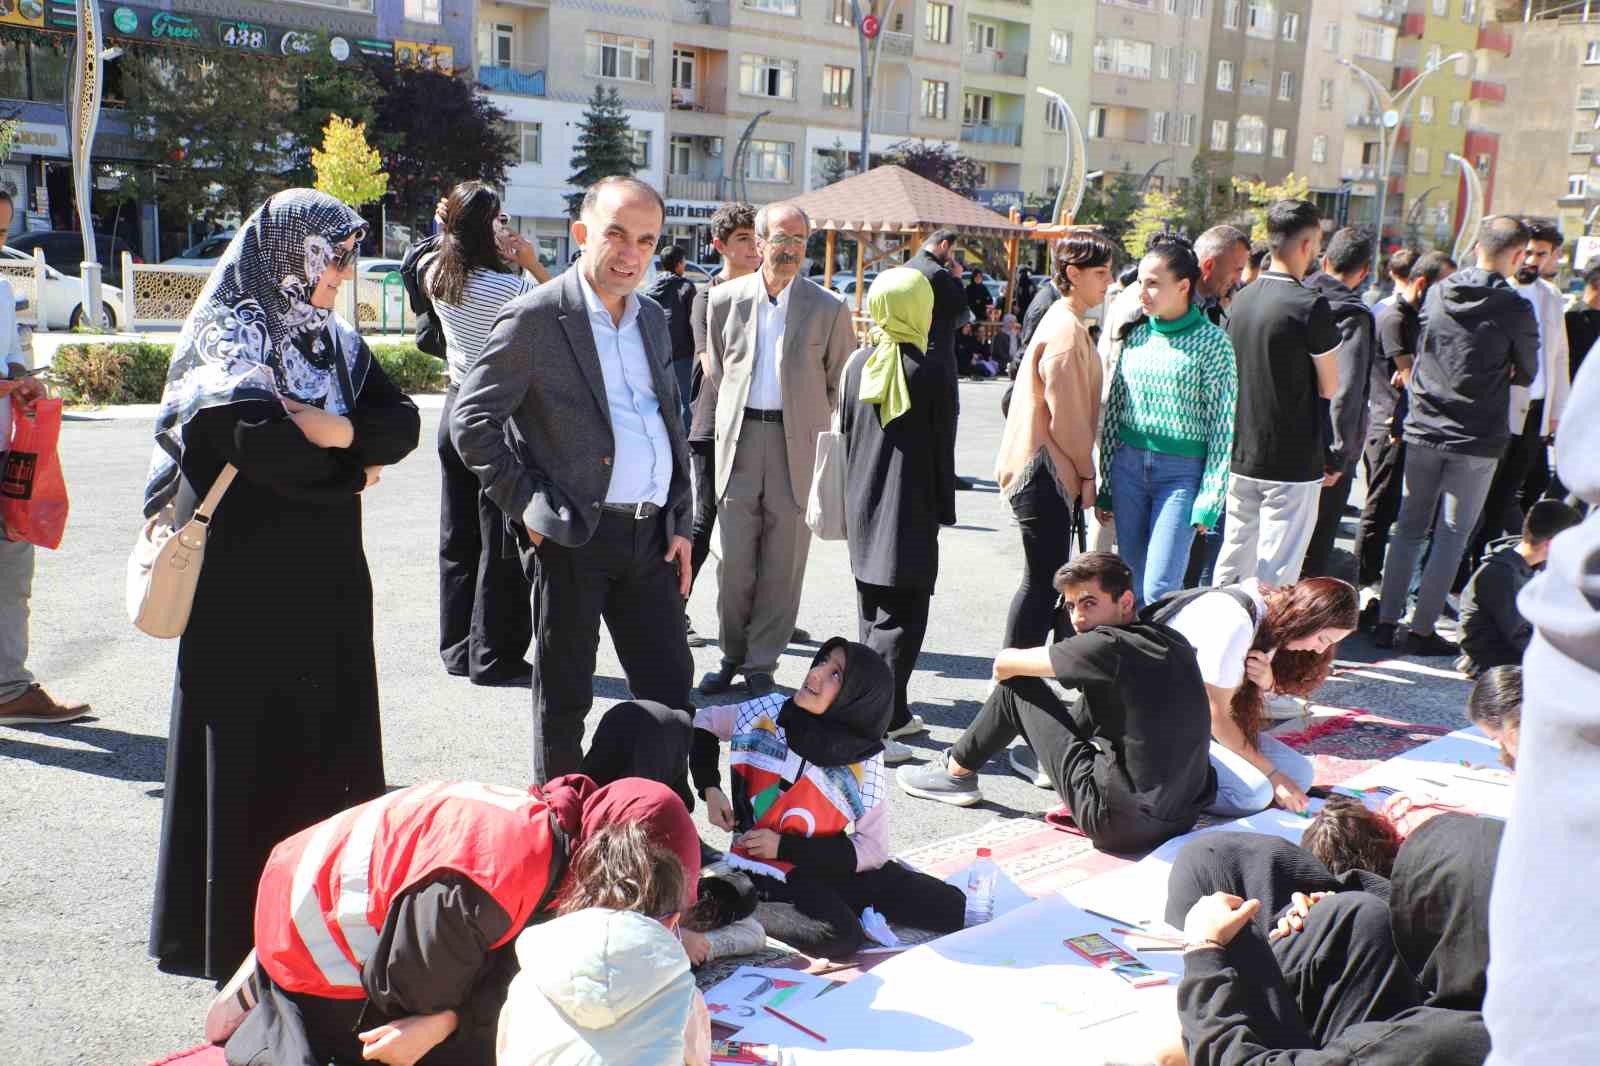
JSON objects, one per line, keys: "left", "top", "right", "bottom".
{"left": 51, "top": 344, "right": 135, "bottom": 405}
{"left": 373, "top": 344, "right": 446, "bottom": 394}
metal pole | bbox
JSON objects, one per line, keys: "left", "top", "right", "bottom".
{"left": 849, "top": 0, "right": 870, "bottom": 173}
{"left": 69, "top": 0, "right": 106, "bottom": 330}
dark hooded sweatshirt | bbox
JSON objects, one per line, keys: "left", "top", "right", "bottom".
{"left": 1303, "top": 271, "right": 1375, "bottom": 473}
{"left": 1405, "top": 267, "right": 1538, "bottom": 458}
{"left": 1457, "top": 535, "right": 1536, "bottom": 674}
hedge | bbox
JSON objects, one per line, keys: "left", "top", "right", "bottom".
{"left": 49, "top": 342, "right": 447, "bottom": 405}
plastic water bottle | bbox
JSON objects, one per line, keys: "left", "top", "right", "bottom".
{"left": 965, "top": 847, "right": 996, "bottom": 926}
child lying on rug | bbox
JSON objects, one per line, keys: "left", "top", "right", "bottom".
{"left": 691, "top": 639, "right": 966, "bottom": 959}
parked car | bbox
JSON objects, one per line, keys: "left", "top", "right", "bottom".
{"left": 640, "top": 256, "right": 715, "bottom": 293}
{"left": 161, "top": 232, "right": 235, "bottom": 267}
{"left": 830, "top": 272, "right": 880, "bottom": 298}
{"left": 8, "top": 230, "right": 140, "bottom": 288}
{"left": 1, "top": 245, "right": 124, "bottom": 330}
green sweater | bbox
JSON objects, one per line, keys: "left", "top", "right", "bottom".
{"left": 1097, "top": 305, "right": 1238, "bottom": 530}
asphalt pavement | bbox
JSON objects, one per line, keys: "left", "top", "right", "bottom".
{"left": 0, "top": 381, "right": 1475, "bottom": 1063}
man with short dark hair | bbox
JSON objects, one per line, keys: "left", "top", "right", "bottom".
{"left": 1242, "top": 241, "right": 1271, "bottom": 286}
{"left": 1215, "top": 200, "right": 1343, "bottom": 588}
{"left": 1456, "top": 499, "right": 1581, "bottom": 677}
{"left": 899, "top": 552, "right": 1217, "bottom": 853}
{"left": 1374, "top": 247, "right": 1417, "bottom": 313}
{"left": 1374, "top": 215, "right": 1540, "bottom": 655}
{"left": 1301, "top": 226, "right": 1376, "bottom": 578}
{"left": 644, "top": 243, "right": 697, "bottom": 434}
{"left": 908, "top": 228, "right": 967, "bottom": 487}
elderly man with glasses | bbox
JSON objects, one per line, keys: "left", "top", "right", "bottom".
{"left": 699, "top": 203, "right": 855, "bottom": 697}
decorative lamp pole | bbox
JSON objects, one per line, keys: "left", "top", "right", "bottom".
{"left": 1338, "top": 52, "right": 1466, "bottom": 284}
{"left": 68, "top": 0, "right": 107, "bottom": 329}
{"left": 848, "top": 0, "right": 899, "bottom": 176}
{"left": 1447, "top": 152, "right": 1484, "bottom": 265}
{"left": 1035, "top": 88, "right": 1087, "bottom": 225}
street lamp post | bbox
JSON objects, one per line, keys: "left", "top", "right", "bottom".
{"left": 1035, "top": 88, "right": 1088, "bottom": 225}
{"left": 68, "top": 0, "right": 108, "bottom": 330}
{"left": 847, "top": 0, "right": 900, "bottom": 176}
{"left": 1338, "top": 52, "right": 1467, "bottom": 284}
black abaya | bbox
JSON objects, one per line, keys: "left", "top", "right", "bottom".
{"left": 149, "top": 359, "right": 420, "bottom": 980}
{"left": 1387, "top": 813, "right": 1502, "bottom": 1011}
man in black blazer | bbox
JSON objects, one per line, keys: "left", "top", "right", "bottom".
{"left": 451, "top": 176, "right": 694, "bottom": 783}
{"left": 908, "top": 229, "right": 967, "bottom": 488}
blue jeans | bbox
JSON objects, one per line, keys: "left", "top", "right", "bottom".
{"left": 1207, "top": 736, "right": 1316, "bottom": 817}
{"left": 1109, "top": 445, "right": 1204, "bottom": 606}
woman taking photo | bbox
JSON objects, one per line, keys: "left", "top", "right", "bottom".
{"left": 1096, "top": 235, "right": 1237, "bottom": 605}
{"left": 146, "top": 189, "right": 421, "bottom": 982}
{"left": 992, "top": 228, "right": 1117, "bottom": 649}
{"left": 429, "top": 181, "right": 539, "bottom": 685}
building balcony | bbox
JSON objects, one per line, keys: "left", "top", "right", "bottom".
{"left": 1400, "top": 12, "right": 1425, "bottom": 37}
{"left": 1573, "top": 138, "right": 1597, "bottom": 155}
{"left": 671, "top": 87, "right": 726, "bottom": 114}
{"left": 1580, "top": 88, "right": 1600, "bottom": 109}
{"left": 1241, "top": 81, "right": 1270, "bottom": 97}
{"left": 1356, "top": 3, "right": 1402, "bottom": 24}
{"left": 1394, "top": 66, "right": 1417, "bottom": 89}
{"left": 1340, "top": 163, "right": 1380, "bottom": 181}
{"left": 1469, "top": 79, "right": 1506, "bottom": 103}
{"left": 874, "top": 109, "right": 911, "bottom": 135}
{"left": 477, "top": 63, "right": 546, "bottom": 97}
{"left": 960, "top": 122, "right": 1023, "bottom": 146}
{"left": 1477, "top": 24, "right": 1512, "bottom": 56}
{"left": 667, "top": 175, "right": 725, "bottom": 200}
{"left": 963, "top": 49, "right": 1027, "bottom": 77}
{"left": 880, "top": 30, "right": 913, "bottom": 59}
{"left": 1347, "top": 112, "right": 1383, "bottom": 129}
{"left": 672, "top": 0, "right": 731, "bottom": 27}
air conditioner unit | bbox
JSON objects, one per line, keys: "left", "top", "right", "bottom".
{"left": 704, "top": 136, "right": 724, "bottom": 156}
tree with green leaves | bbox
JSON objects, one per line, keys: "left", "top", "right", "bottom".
{"left": 565, "top": 85, "right": 639, "bottom": 218}
{"left": 282, "top": 39, "right": 383, "bottom": 188}
{"left": 882, "top": 139, "right": 984, "bottom": 197}
{"left": 817, "top": 138, "right": 852, "bottom": 187}
{"left": 1125, "top": 189, "right": 1183, "bottom": 258}
{"left": 1230, "top": 173, "right": 1312, "bottom": 243}
{"left": 313, "top": 116, "right": 389, "bottom": 208}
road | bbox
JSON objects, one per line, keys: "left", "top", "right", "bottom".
{"left": 0, "top": 382, "right": 1474, "bottom": 1063}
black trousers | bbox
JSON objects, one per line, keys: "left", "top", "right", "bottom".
{"left": 579, "top": 698, "right": 696, "bottom": 813}
{"left": 1465, "top": 400, "right": 1544, "bottom": 573}
{"left": 856, "top": 582, "right": 931, "bottom": 733}
{"left": 751, "top": 860, "right": 966, "bottom": 959}
{"left": 437, "top": 386, "right": 533, "bottom": 681}
{"left": 526, "top": 512, "right": 693, "bottom": 783}
{"left": 950, "top": 678, "right": 1193, "bottom": 854}
{"left": 1301, "top": 465, "right": 1357, "bottom": 579}
{"left": 689, "top": 440, "right": 717, "bottom": 587}
{"left": 1353, "top": 432, "right": 1406, "bottom": 588}
{"left": 1003, "top": 449, "right": 1075, "bottom": 649}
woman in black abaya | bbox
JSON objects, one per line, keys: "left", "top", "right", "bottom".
{"left": 147, "top": 190, "right": 421, "bottom": 980}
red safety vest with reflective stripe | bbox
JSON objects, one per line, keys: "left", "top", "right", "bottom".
{"left": 254, "top": 781, "right": 563, "bottom": 1000}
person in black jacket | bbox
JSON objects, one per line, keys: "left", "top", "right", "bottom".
{"left": 907, "top": 229, "right": 968, "bottom": 486}
{"left": 644, "top": 244, "right": 699, "bottom": 434}
{"left": 1455, "top": 500, "right": 1579, "bottom": 676}
{"left": 966, "top": 269, "right": 993, "bottom": 322}
{"left": 1301, "top": 228, "right": 1375, "bottom": 579}
{"left": 1020, "top": 276, "right": 1062, "bottom": 350}
{"left": 1374, "top": 216, "right": 1540, "bottom": 655}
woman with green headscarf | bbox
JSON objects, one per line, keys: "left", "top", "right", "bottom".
{"left": 840, "top": 267, "right": 957, "bottom": 764}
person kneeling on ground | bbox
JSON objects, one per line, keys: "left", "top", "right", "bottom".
{"left": 691, "top": 639, "right": 966, "bottom": 959}
{"left": 1455, "top": 500, "right": 1579, "bottom": 677}
{"left": 898, "top": 552, "right": 1217, "bottom": 854}
{"left": 213, "top": 776, "right": 700, "bottom": 1065}
{"left": 1466, "top": 664, "right": 1521, "bottom": 770}
{"left": 1155, "top": 578, "right": 1358, "bottom": 816}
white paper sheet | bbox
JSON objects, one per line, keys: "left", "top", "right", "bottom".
{"left": 1341, "top": 728, "right": 1514, "bottom": 819}
{"left": 702, "top": 966, "right": 834, "bottom": 1035}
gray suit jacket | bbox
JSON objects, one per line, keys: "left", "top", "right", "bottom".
{"left": 706, "top": 273, "right": 854, "bottom": 506}
{"left": 450, "top": 267, "right": 692, "bottom": 549}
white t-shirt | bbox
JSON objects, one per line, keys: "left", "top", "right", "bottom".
{"left": 426, "top": 260, "right": 534, "bottom": 386}
{"left": 1165, "top": 582, "right": 1267, "bottom": 690}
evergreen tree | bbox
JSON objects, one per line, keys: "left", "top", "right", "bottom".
{"left": 817, "top": 139, "right": 852, "bottom": 187}
{"left": 565, "top": 86, "right": 639, "bottom": 218}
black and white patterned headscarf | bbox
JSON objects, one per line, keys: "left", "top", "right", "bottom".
{"left": 143, "top": 189, "right": 371, "bottom": 517}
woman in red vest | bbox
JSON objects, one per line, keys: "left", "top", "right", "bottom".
{"left": 213, "top": 775, "right": 699, "bottom": 1066}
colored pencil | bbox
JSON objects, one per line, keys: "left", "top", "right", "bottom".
{"left": 1082, "top": 906, "right": 1148, "bottom": 928}
{"left": 763, "top": 1005, "right": 827, "bottom": 1043}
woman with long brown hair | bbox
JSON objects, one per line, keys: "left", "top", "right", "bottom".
{"left": 1156, "top": 577, "right": 1358, "bottom": 816}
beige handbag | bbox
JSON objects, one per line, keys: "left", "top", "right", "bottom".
{"left": 806, "top": 349, "right": 865, "bottom": 542}
{"left": 126, "top": 465, "right": 237, "bottom": 638}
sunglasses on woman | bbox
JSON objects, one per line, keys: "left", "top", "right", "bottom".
{"left": 333, "top": 239, "right": 361, "bottom": 273}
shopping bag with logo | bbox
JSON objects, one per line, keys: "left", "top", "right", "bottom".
{"left": 1, "top": 395, "right": 69, "bottom": 549}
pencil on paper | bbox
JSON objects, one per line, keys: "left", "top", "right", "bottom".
{"left": 763, "top": 1004, "right": 827, "bottom": 1043}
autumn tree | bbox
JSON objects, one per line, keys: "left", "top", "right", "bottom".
{"left": 1230, "top": 173, "right": 1313, "bottom": 243}
{"left": 1125, "top": 189, "right": 1183, "bottom": 258}
{"left": 313, "top": 116, "right": 389, "bottom": 208}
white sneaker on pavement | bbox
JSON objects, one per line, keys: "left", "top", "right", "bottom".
{"left": 887, "top": 714, "right": 926, "bottom": 739}
{"left": 704, "top": 916, "right": 767, "bottom": 961}
{"left": 1007, "top": 746, "right": 1054, "bottom": 789}
{"left": 882, "top": 738, "right": 915, "bottom": 764}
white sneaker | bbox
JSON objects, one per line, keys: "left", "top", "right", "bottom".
{"left": 887, "top": 714, "right": 926, "bottom": 739}
{"left": 704, "top": 916, "right": 767, "bottom": 961}
{"left": 1008, "top": 746, "right": 1054, "bottom": 789}
{"left": 1264, "top": 693, "right": 1307, "bottom": 721}
{"left": 882, "top": 738, "right": 915, "bottom": 765}
{"left": 205, "top": 949, "right": 260, "bottom": 1045}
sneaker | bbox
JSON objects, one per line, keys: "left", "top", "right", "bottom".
{"left": 1407, "top": 630, "right": 1460, "bottom": 657}
{"left": 898, "top": 752, "right": 982, "bottom": 807}
{"left": 1263, "top": 693, "right": 1307, "bottom": 721}
{"left": 1007, "top": 746, "right": 1053, "bottom": 789}
{"left": 0, "top": 685, "right": 89, "bottom": 726}
{"left": 791, "top": 627, "right": 812, "bottom": 644}
{"left": 204, "top": 949, "right": 260, "bottom": 1045}
{"left": 887, "top": 714, "right": 926, "bottom": 739}
{"left": 699, "top": 663, "right": 739, "bottom": 695}
{"left": 881, "top": 737, "right": 915, "bottom": 765}
{"left": 1373, "top": 623, "right": 1397, "bottom": 650}
{"left": 686, "top": 616, "right": 710, "bottom": 648}
{"left": 745, "top": 673, "right": 776, "bottom": 697}
{"left": 1358, "top": 599, "right": 1381, "bottom": 632}
{"left": 704, "top": 916, "right": 767, "bottom": 961}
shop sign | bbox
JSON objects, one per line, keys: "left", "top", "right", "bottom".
{"left": 395, "top": 39, "right": 452, "bottom": 73}
{"left": 973, "top": 188, "right": 1023, "bottom": 212}
{"left": 217, "top": 19, "right": 268, "bottom": 51}
{"left": 278, "top": 29, "right": 313, "bottom": 56}
{"left": 666, "top": 202, "right": 719, "bottom": 220}
{"left": 150, "top": 11, "right": 201, "bottom": 41}
{"left": 111, "top": 5, "right": 136, "bottom": 33}
{"left": 0, "top": 0, "right": 45, "bottom": 29}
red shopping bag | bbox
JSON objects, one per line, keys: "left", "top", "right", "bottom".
{"left": 1, "top": 396, "right": 69, "bottom": 549}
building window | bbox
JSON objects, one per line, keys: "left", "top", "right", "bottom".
{"left": 1211, "top": 118, "right": 1230, "bottom": 150}
{"left": 1319, "top": 78, "right": 1333, "bottom": 109}
{"left": 1184, "top": 48, "right": 1199, "bottom": 83}
{"left": 1463, "top": 0, "right": 1476, "bottom": 19}
{"left": 969, "top": 19, "right": 999, "bottom": 52}
{"left": 586, "top": 32, "right": 653, "bottom": 82}
{"left": 1449, "top": 100, "right": 1464, "bottom": 125}
{"left": 1281, "top": 12, "right": 1298, "bottom": 41}
{"left": 745, "top": 139, "right": 793, "bottom": 182}
{"left": 1587, "top": 40, "right": 1600, "bottom": 64}
{"left": 742, "top": 0, "right": 799, "bottom": 13}
{"left": 1235, "top": 114, "right": 1265, "bottom": 153}
{"left": 630, "top": 129, "right": 652, "bottom": 168}
{"left": 491, "top": 23, "right": 514, "bottom": 65}
{"left": 1217, "top": 59, "right": 1234, "bottom": 91}
{"left": 1050, "top": 29, "right": 1072, "bottom": 64}
{"left": 740, "top": 54, "right": 797, "bottom": 99}
{"left": 1246, "top": 1, "right": 1276, "bottom": 39}
{"left": 1192, "top": 0, "right": 1205, "bottom": 18}
{"left": 963, "top": 91, "right": 995, "bottom": 125}
{"left": 1412, "top": 145, "right": 1430, "bottom": 174}
{"left": 1323, "top": 22, "right": 1339, "bottom": 51}
{"left": 1425, "top": 44, "right": 1442, "bottom": 69}
{"left": 1158, "top": 44, "right": 1173, "bottom": 79}
{"left": 1089, "top": 106, "right": 1108, "bottom": 139}
{"left": 1271, "top": 127, "right": 1287, "bottom": 157}
{"left": 921, "top": 78, "right": 948, "bottom": 118}
{"left": 1224, "top": 0, "right": 1240, "bottom": 29}
{"left": 1094, "top": 36, "right": 1154, "bottom": 78}
{"left": 1311, "top": 133, "right": 1327, "bottom": 163}
{"left": 1151, "top": 110, "right": 1168, "bottom": 144}
{"left": 1432, "top": 0, "right": 1448, "bottom": 15}
{"left": 511, "top": 121, "right": 541, "bottom": 164}
{"left": 822, "top": 64, "right": 853, "bottom": 109}
{"left": 1179, "top": 112, "right": 1195, "bottom": 146}
{"left": 404, "top": 0, "right": 440, "bottom": 23}
{"left": 830, "top": 0, "right": 853, "bottom": 26}
{"left": 1278, "top": 70, "right": 1295, "bottom": 100}
{"left": 1419, "top": 95, "right": 1434, "bottom": 123}
{"left": 925, "top": 1, "right": 951, "bottom": 42}
{"left": 1046, "top": 102, "right": 1066, "bottom": 132}
{"left": 672, "top": 48, "right": 695, "bottom": 89}
{"left": 669, "top": 135, "right": 693, "bottom": 174}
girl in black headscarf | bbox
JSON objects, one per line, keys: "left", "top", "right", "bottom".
{"left": 1387, "top": 812, "right": 1502, "bottom": 1012}
{"left": 690, "top": 639, "right": 966, "bottom": 957}
{"left": 147, "top": 190, "right": 421, "bottom": 981}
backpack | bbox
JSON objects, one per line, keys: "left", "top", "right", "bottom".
{"left": 400, "top": 234, "right": 446, "bottom": 359}
{"left": 1141, "top": 585, "right": 1259, "bottom": 631}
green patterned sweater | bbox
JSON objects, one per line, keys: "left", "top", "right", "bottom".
{"left": 1097, "top": 305, "right": 1237, "bottom": 530}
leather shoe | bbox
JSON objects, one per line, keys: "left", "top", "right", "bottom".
{"left": 471, "top": 662, "right": 533, "bottom": 687}
{"left": 699, "top": 663, "right": 739, "bottom": 695}
{"left": 0, "top": 685, "right": 90, "bottom": 726}
{"left": 745, "top": 673, "right": 776, "bottom": 697}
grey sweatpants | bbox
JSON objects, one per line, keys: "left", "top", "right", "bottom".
{"left": 0, "top": 535, "right": 35, "bottom": 702}
{"left": 1214, "top": 475, "right": 1323, "bottom": 588}
{"left": 1378, "top": 442, "right": 1498, "bottom": 636}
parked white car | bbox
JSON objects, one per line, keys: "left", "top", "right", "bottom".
{"left": 1, "top": 246, "right": 124, "bottom": 330}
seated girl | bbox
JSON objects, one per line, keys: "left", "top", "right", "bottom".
{"left": 214, "top": 776, "right": 700, "bottom": 1066}
{"left": 691, "top": 639, "right": 966, "bottom": 958}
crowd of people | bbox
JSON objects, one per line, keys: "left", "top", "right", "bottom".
{"left": 1, "top": 169, "right": 1590, "bottom": 1064}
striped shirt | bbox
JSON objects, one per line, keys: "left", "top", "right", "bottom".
{"left": 427, "top": 260, "right": 534, "bottom": 386}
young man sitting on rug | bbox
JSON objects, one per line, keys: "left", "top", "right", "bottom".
{"left": 899, "top": 552, "right": 1218, "bottom": 854}
{"left": 1455, "top": 501, "right": 1579, "bottom": 678}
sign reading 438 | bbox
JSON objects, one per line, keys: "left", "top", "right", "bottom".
{"left": 219, "top": 20, "right": 267, "bottom": 50}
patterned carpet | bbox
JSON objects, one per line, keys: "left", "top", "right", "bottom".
{"left": 1274, "top": 710, "right": 1452, "bottom": 786}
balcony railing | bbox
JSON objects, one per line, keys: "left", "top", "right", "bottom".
{"left": 477, "top": 63, "right": 546, "bottom": 97}
{"left": 1469, "top": 79, "right": 1505, "bottom": 103}
{"left": 874, "top": 109, "right": 910, "bottom": 135}
{"left": 1574, "top": 139, "right": 1596, "bottom": 155}
{"left": 963, "top": 49, "right": 1027, "bottom": 77}
{"left": 672, "top": 0, "right": 731, "bottom": 26}
{"left": 1477, "top": 24, "right": 1512, "bottom": 55}
{"left": 1356, "top": 3, "right": 1401, "bottom": 23}
{"left": 1241, "top": 81, "right": 1270, "bottom": 96}
{"left": 880, "top": 30, "right": 913, "bottom": 58}
{"left": 1340, "top": 164, "right": 1379, "bottom": 181}
{"left": 667, "top": 175, "right": 725, "bottom": 200}
{"left": 1347, "top": 111, "right": 1382, "bottom": 128}
{"left": 1580, "top": 88, "right": 1600, "bottom": 109}
{"left": 960, "top": 122, "right": 1023, "bottom": 146}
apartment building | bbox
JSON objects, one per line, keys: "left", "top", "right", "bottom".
{"left": 1200, "top": 0, "right": 1313, "bottom": 192}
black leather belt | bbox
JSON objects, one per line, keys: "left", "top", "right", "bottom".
{"left": 600, "top": 501, "right": 662, "bottom": 519}
{"left": 743, "top": 407, "right": 783, "bottom": 423}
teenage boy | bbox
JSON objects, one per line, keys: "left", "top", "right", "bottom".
{"left": 1456, "top": 500, "right": 1580, "bottom": 677}
{"left": 1214, "top": 200, "right": 1343, "bottom": 588}
{"left": 899, "top": 552, "right": 1216, "bottom": 854}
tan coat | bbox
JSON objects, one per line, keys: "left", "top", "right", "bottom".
{"left": 705, "top": 273, "right": 855, "bottom": 506}
{"left": 994, "top": 298, "right": 1103, "bottom": 502}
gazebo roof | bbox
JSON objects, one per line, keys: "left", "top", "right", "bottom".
{"left": 782, "top": 165, "right": 1026, "bottom": 239}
